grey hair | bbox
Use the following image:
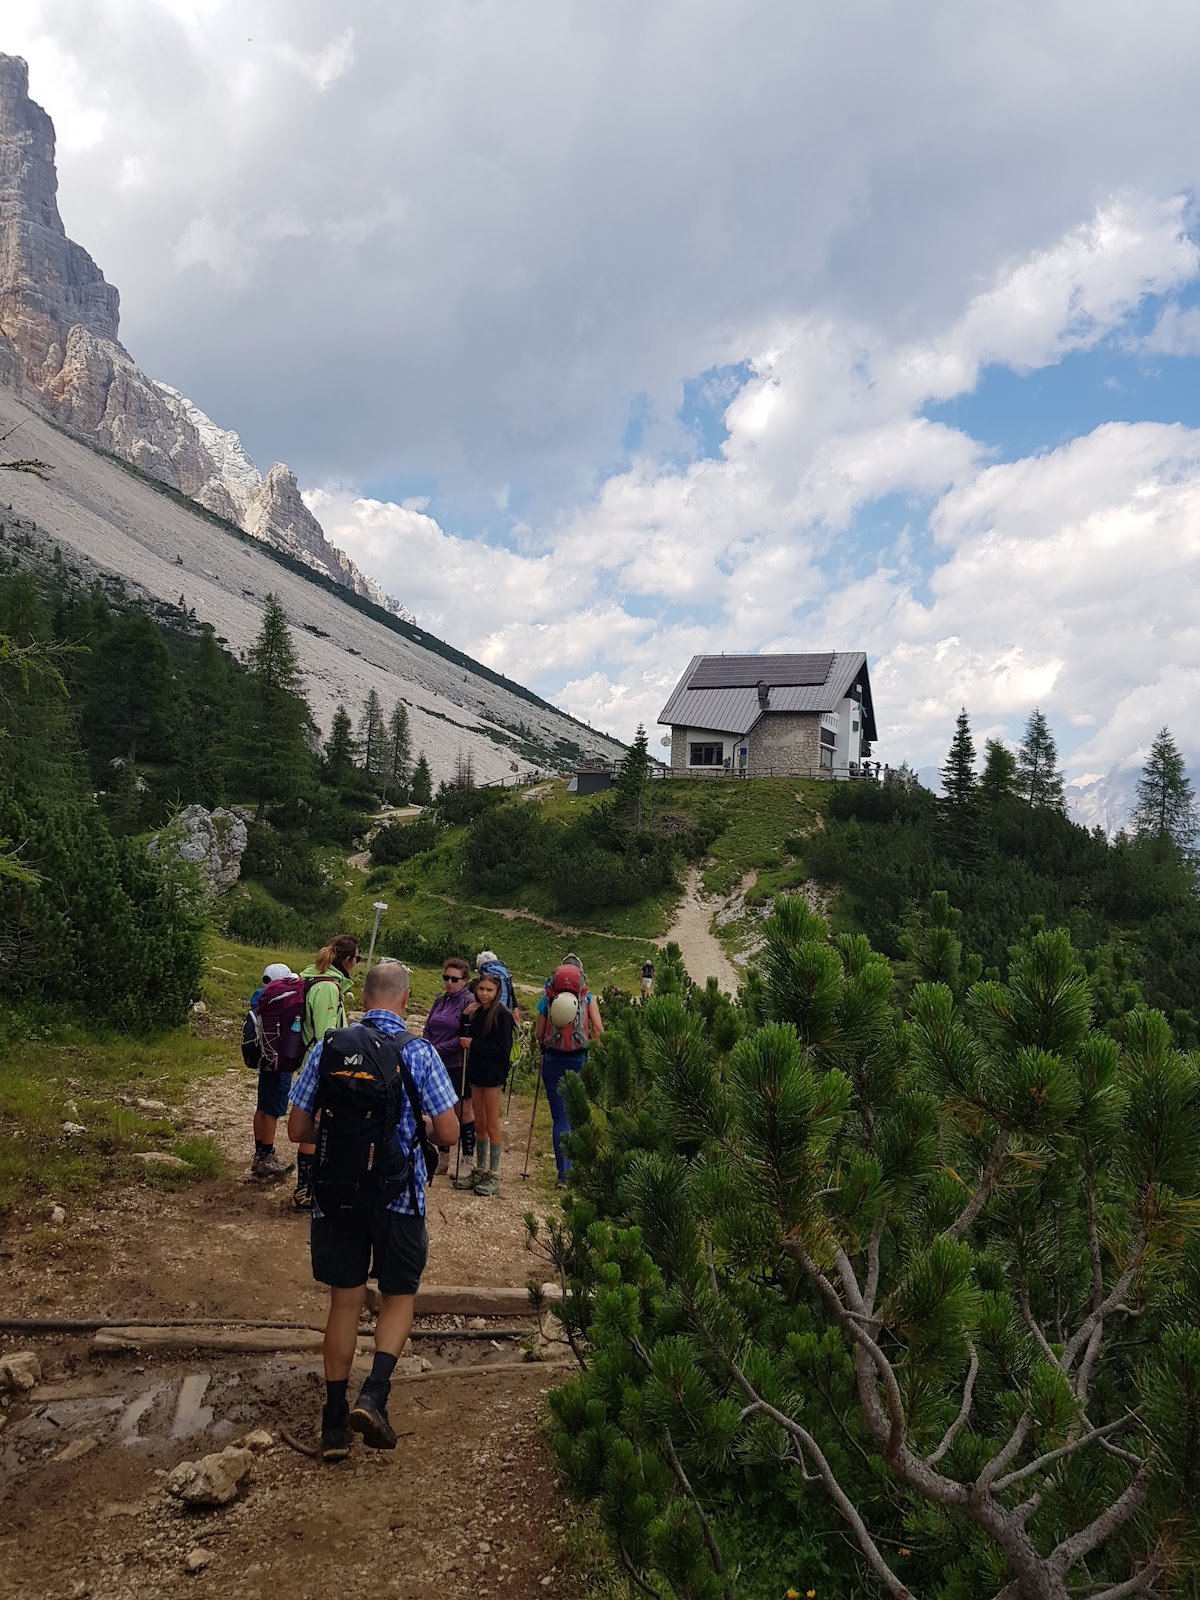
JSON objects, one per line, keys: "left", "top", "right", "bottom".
{"left": 362, "top": 959, "right": 411, "bottom": 1005}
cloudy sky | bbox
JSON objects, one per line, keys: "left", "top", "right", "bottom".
{"left": 9, "top": 1, "right": 1200, "bottom": 783}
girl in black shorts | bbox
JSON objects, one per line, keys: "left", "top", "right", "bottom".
{"left": 459, "top": 968, "right": 514, "bottom": 1196}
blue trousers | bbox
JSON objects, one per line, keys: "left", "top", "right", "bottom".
{"left": 541, "top": 1051, "right": 586, "bottom": 1178}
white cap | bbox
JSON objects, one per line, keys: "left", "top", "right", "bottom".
{"left": 263, "top": 962, "right": 293, "bottom": 983}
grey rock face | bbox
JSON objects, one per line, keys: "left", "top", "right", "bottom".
{"left": 148, "top": 804, "right": 248, "bottom": 895}
{"left": 0, "top": 53, "right": 413, "bottom": 622}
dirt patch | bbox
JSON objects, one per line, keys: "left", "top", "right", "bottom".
{"left": 660, "top": 867, "right": 740, "bottom": 993}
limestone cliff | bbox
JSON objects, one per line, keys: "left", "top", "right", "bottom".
{"left": 0, "top": 54, "right": 413, "bottom": 622}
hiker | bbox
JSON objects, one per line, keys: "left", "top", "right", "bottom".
{"left": 535, "top": 954, "right": 603, "bottom": 1184}
{"left": 640, "top": 959, "right": 655, "bottom": 999}
{"left": 457, "top": 964, "right": 515, "bottom": 1195}
{"left": 293, "top": 934, "right": 361, "bottom": 1213}
{"left": 422, "top": 954, "right": 475, "bottom": 1173}
{"left": 288, "top": 958, "right": 458, "bottom": 1461}
{"left": 474, "top": 948, "right": 525, "bottom": 1023}
{"left": 242, "top": 961, "right": 299, "bottom": 1180}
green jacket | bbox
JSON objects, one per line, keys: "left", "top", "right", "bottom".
{"left": 300, "top": 963, "right": 352, "bottom": 1050}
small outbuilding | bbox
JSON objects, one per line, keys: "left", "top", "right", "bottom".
{"left": 658, "top": 651, "right": 877, "bottom": 779}
{"left": 566, "top": 768, "right": 614, "bottom": 796}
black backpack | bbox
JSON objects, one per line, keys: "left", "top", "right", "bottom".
{"left": 312, "top": 1022, "right": 436, "bottom": 1217}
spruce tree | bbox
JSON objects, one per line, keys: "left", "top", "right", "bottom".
{"left": 88, "top": 609, "right": 175, "bottom": 766}
{"left": 1016, "top": 706, "right": 1065, "bottom": 810}
{"left": 1132, "top": 726, "right": 1198, "bottom": 853}
{"left": 237, "top": 594, "right": 313, "bottom": 823}
{"left": 979, "top": 737, "right": 1017, "bottom": 804}
{"left": 383, "top": 700, "right": 411, "bottom": 802}
{"left": 410, "top": 752, "right": 433, "bottom": 806}
{"left": 359, "top": 688, "right": 386, "bottom": 786}
{"left": 938, "top": 707, "right": 981, "bottom": 867}
{"left": 177, "top": 624, "right": 230, "bottom": 808}
{"left": 615, "top": 723, "right": 651, "bottom": 831}
{"left": 323, "top": 705, "right": 358, "bottom": 789}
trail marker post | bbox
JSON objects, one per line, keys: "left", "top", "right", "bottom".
{"left": 366, "top": 901, "right": 387, "bottom": 970}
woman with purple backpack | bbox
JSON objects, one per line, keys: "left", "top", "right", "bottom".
{"left": 422, "top": 955, "right": 475, "bottom": 1175}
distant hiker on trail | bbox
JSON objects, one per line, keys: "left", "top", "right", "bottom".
{"left": 292, "top": 934, "right": 361, "bottom": 1213}
{"left": 640, "top": 959, "right": 655, "bottom": 999}
{"left": 536, "top": 954, "right": 603, "bottom": 1185}
{"left": 287, "top": 958, "right": 458, "bottom": 1462}
{"left": 458, "top": 965, "right": 515, "bottom": 1195}
{"left": 422, "top": 954, "right": 475, "bottom": 1174}
{"left": 473, "top": 948, "right": 525, "bottom": 1024}
{"left": 242, "top": 961, "right": 299, "bottom": 1181}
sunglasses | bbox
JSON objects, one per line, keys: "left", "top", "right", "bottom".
{"left": 442, "top": 972, "right": 466, "bottom": 982}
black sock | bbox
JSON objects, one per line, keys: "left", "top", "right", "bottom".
{"left": 297, "top": 1151, "right": 314, "bottom": 1182}
{"left": 254, "top": 1140, "right": 272, "bottom": 1158}
{"left": 366, "top": 1351, "right": 398, "bottom": 1390}
{"left": 325, "top": 1379, "right": 349, "bottom": 1417}
{"left": 461, "top": 1122, "right": 477, "bottom": 1158}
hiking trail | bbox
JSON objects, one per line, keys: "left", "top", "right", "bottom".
{"left": 0, "top": 1017, "right": 579, "bottom": 1600}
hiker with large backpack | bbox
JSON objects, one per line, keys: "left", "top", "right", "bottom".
{"left": 287, "top": 958, "right": 458, "bottom": 1462}
{"left": 473, "top": 948, "right": 525, "bottom": 1024}
{"left": 422, "top": 954, "right": 475, "bottom": 1173}
{"left": 535, "top": 953, "right": 603, "bottom": 1185}
{"left": 291, "top": 935, "right": 361, "bottom": 1212}
{"left": 242, "top": 961, "right": 299, "bottom": 1180}
{"left": 456, "top": 964, "right": 515, "bottom": 1195}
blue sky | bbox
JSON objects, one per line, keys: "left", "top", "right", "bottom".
{"left": 10, "top": 0, "right": 1200, "bottom": 795}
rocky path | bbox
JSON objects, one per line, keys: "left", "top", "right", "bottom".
{"left": 660, "top": 867, "right": 741, "bottom": 993}
{"left": 0, "top": 1042, "right": 580, "bottom": 1600}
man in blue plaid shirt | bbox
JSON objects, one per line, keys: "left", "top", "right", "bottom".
{"left": 288, "top": 958, "right": 458, "bottom": 1460}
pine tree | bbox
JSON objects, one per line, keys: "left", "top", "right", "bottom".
{"left": 87, "top": 609, "right": 175, "bottom": 766}
{"left": 410, "top": 752, "right": 433, "bottom": 806}
{"left": 1132, "top": 725, "right": 1198, "bottom": 852}
{"left": 323, "top": 705, "right": 358, "bottom": 789}
{"left": 237, "top": 594, "right": 313, "bottom": 823}
{"left": 938, "top": 708, "right": 981, "bottom": 868}
{"left": 979, "top": 737, "right": 1017, "bottom": 804}
{"left": 176, "top": 624, "right": 231, "bottom": 809}
{"left": 382, "top": 700, "right": 411, "bottom": 802}
{"left": 359, "top": 688, "right": 386, "bottom": 786}
{"left": 1016, "top": 707, "right": 1065, "bottom": 810}
{"left": 615, "top": 723, "right": 651, "bottom": 831}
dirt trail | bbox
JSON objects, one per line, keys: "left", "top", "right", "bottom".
{"left": 0, "top": 1031, "right": 577, "bottom": 1600}
{"left": 429, "top": 892, "right": 644, "bottom": 945}
{"left": 660, "top": 867, "right": 741, "bottom": 994}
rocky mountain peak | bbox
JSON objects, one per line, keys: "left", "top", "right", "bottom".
{"left": 0, "top": 53, "right": 413, "bottom": 623}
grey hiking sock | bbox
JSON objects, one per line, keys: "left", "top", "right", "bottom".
{"left": 474, "top": 1137, "right": 490, "bottom": 1174}
{"left": 489, "top": 1142, "right": 502, "bottom": 1173}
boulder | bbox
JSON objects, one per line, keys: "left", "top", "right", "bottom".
{"left": 148, "top": 805, "right": 247, "bottom": 895}
{"left": 0, "top": 1351, "right": 42, "bottom": 1392}
{"left": 165, "top": 1445, "right": 254, "bottom": 1508}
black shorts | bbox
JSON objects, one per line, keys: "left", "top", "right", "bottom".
{"left": 468, "top": 1062, "right": 508, "bottom": 1091}
{"left": 310, "top": 1209, "right": 429, "bottom": 1297}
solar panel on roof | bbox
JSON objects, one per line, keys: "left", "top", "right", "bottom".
{"left": 689, "top": 653, "right": 835, "bottom": 689}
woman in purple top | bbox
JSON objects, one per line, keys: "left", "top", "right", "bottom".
{"left": 423, "top": 955, "right": 475, "bottom": 1169}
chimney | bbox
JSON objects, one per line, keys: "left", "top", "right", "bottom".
{"left": 757, "top": 680, "right": 770, "bottom": 707}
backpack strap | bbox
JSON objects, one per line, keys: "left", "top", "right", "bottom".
{"left": 357, "top": 1021, "right": 434, "bottom": 1205}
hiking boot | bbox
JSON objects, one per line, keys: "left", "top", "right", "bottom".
{"left": 349, "top": 1385, "right": 397, "bottom": 1450}
{"left": 251, "top": 1148, "right": 294, "bottom": 1180}
{"left": 292, "top": 1171, "right": 314, "bottom": 1211}
{"left": 321, "top": 1406, "right": 353, "bottom": 1462}
{"left": 474, "top": 1172, "right": 500, "bottom": 1198}
{"left": 454, "top": 1164, "right": 485, "bottom": 1191}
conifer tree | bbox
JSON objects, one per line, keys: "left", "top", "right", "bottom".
{"left": 177, "top": 624, "right": 231, "bottom": 808}
{"left": 238, "top": 594, "right": 313, "bottom": 822}
{"left": 1016, "top": 706, "right": 1065, "bottom": 810}
{"left": 382, "top": 700, "right": 411, "bottom": 801}
{"left": 88, "top": 609, "right": 175, "bottom": 766}
{"left": 938, "top": 707, "right": 981, "bottom": 867}
{"left": 359, "top": 688, "right": 386, "bottom": 785}
{"left": 410, "top": 752, "right": 433, "bottom": 806}
{"left": 1132, "top": 725, "right": 1198, "bottom": 853}
{"left": 615, "top": 723, "right": 651, "bottom": 831}
{"left": 979, "top": 736, "right": 1017, "bottom": 804}
{"left": 323, "top": 705, "right": 358, "bottom": 789}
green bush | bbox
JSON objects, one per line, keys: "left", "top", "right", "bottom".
{"left": 223, "top": 885, "right": 322, "bottom": 948}
{"left": 240, "top": 823, "right": 343, "bottom": 916}
{"left": 371, "top": 816, "right": 443, "bottom": 865}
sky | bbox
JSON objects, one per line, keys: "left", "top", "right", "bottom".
{"left": 8, "top": 0, "right": 1200, "bottom": 785}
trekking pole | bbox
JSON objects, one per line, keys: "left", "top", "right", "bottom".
{"left": 453, "top": 1040, "right": 470, "bottom": 1189}
{"left": 521, "top": 1053, "right": 542, "bottom": 1181}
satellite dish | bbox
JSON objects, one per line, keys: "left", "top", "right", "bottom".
{"left": 660, "top": 735, "right": 672, "bottom": 748}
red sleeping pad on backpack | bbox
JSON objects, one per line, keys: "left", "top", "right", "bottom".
{"left": 543, "top": 963, "right": 591, "bottom": 1053}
